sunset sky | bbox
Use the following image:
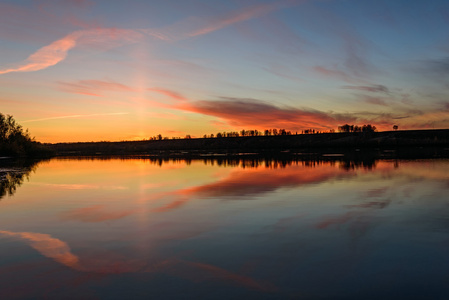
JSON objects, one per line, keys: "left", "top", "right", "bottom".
{"left": 1, "top": 0, "right": 449, "bottom": 142}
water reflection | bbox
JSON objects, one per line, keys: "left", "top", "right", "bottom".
{"left": 0, "top": 159, "right": 40, "bottom": 199}
{"left": 0, "top": 157, "right": 449, "bottom": 299}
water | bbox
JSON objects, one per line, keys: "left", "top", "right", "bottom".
{"left": 0, "top": 157, "right": 448, "bottom": 299}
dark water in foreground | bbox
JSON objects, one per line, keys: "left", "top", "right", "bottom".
{"left": 0, "top": 158, "right": 449, "bottom": 299}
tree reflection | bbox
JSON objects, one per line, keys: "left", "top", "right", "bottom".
{"left": 49, "top": 155, "right": 379, "bottom": 170}
{"left": 0, "top": 160, "right": 41, "bottom": 199}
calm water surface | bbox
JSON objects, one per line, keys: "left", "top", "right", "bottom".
{"left": 1, "top": 158, "right": 449, "bottom": 299}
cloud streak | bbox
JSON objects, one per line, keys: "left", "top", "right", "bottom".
{"left": 187, "top": 1, "right": 292, "bottom": 37}
{"left": 0, "top": 230, "right": 80, "bottom": 269}
{"left": 21, "top": 112, "right": 129, "bottom": 123}
{"left": 0, "top": 229, "right": 272, "bottom": 290}
{"left": 314, "top": 66, "right": 358, "bottom": 83}
{"left": 58, "top": 79, "right": 134, "bottom": 96}
{"left": 342, "top": 85, "right": 390, "bottom": 94}
{"left": 147, "top": 88, "right": 187, "bottom": 101}
{"left": 0, "top": 34, "right": 77, "bottom": 74}
{"left": 0, "top": 28, "right": 142, "bottom": 75}
{"left": 61, "top": 205, "right": 135, "bottom": 223}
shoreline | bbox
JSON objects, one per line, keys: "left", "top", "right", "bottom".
{"left": 45, "top": 129, "right": 449, "bottom": 159}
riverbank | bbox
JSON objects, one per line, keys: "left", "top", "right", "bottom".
{"left": 46, "top": 129, "right": 449, "bottom": 159}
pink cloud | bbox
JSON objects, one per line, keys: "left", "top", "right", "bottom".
{"left": 0, "top": 1, "right": 301, "bottom": 75}
{"left": 0, "top": 34, "right": 77, "bottom": 74}
{"left": 0, "top": 28, "right": 143, "bottom": 75}
{"left": 0, "top": 229, "right": 273, "bottom": 290}
{"left": 187, "top": 2, "right": 287, "bottom": 37}
{"left": 151, "top": 163, "right": 354, "bottom": 213}
{"left": 147, "top": 88, "right": 187, "bottom": 101}
{"left": 0, "top": 230, "right": 80, "bottom": 269}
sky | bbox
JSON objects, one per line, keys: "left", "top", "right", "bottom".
{"left": 1, "top": 0, "right": 449, "bottom": 142}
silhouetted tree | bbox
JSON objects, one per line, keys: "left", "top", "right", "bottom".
{"left": 0, "top": 113, "right": 49, "bottom": 157}
{"left": 393, "top": 125, "right": 398, "bottom": 131}
{"left": 362, "top": 124, "right": 376, "bottom": 132}
{"left": 338, "top": 124, "right": 376, "bottom": 133}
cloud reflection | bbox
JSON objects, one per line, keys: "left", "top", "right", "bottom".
{"left": 61, "top": 205, "right": 135, "bottom": 223}
{"left": 0, "top": 230, "right": 79, "bottom": 269}
{"left": 0, "top": 229, "right": 273, "bottom": 291}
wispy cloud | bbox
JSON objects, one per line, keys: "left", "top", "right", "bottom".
{"left": 31, "top": 182, "right": 127, "bottom": 190}
{"left": 342, "top": 84, "right": 390, "bottom": 93}
{"left": 0, "top": 229, "right": 274, "bottom": 289}
{"left": 58, "top": 79, "right": 135, "bottom": 96}
{"left": 0, "top": 1, "right": 298, "bottom": 75}
{"left": 362, "top": 95, "right": 388, "bottom": 106}
{"left": 0, "top": 230, "right": 79, "bottom": 268}
{"left": 147, "top": 88, "right": 187, "bottom": 101}
{"left": 187, "top": 1, "right": 292, "bottom": 37}
{"left": 61, "top": 205, "right": 135, "bottom": 223}
{"left": 314, "top": 66, "right": 359, "bottom": 83}
{"left": 263, "top": 64, "right": 304, "bottom": 82}
{"left": 0, "top": 34, "right": 77, "bottom": 74}
{"left": 0, "top": 28, "right": 143, "bottom": 75}
{"left": 21, "top": 112, "right": 129, "bottom": 123}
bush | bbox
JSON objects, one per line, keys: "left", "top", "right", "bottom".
{"left": 0, "top": 113, "right": 51, "bottom": 157}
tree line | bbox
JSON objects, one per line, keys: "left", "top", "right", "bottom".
{"left": 337, "top": 124, "right": 377, "bottom": 133}
{"left": 148, "top": 125, "right": 377, "bottom": 140}
{"left": 0, "top": 113, "right": 50, "bottom": 157}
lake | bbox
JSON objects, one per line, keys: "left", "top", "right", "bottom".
{"left": 1, "top": 157, "right": 449, "bottom": 299}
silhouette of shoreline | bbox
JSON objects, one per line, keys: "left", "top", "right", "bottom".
{"left": 47, "top": 129, "right": 449, "bottom": 159}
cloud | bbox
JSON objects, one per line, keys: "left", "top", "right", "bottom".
{"left": 443, "top": 102, "right": 449, "bottom": 111}
{"left": 174, "top": 97, "right": 354, "bottom": 130}
{"left": 58, "top": 79, "right": 134, "bottom": 96}
{"left": 362, "top": 95, "right": 388, "bottom": 106}
{"left": 364, "top": 187, "right": 389, "bottom": 198}
{"left": 180, "top": 164, "right": 352, "bottom": 199}
{"left": 407, "top": 56, "right": 449, "bottom": 81}
{"left": 0, "top": 1, "right": 297, "bottom": 75}
{"left": 31, "top": 182, "right": 127, "bottom": 190}
{"left": 151, "top": 163, "right": 354, "bottom": 212}
{"left": 0, "top": 28, "right": 143, "bottom": 75}
{"left": 424, "top": 56, "right": 449, "bottom": 76}
{"left": 157, "top": 259, "right": 276, "bottom": 292}
{"left": 0, "top": 229, "right": 272, "bottom": 290}
{"left": 0, "top": 34, "right": 77, "bottom": 74}
{"left": 187, "top": 1, "right": 288, "bottom": 37}
{"left": 21, "top": 112, "right": 129, "bottom": 123}
{"left": 313, "top": 66, "right": 358, "bottom": 83}
{"left": 61, "top": 205, "right": 135, "bottom": 223}
{"left": 342, "top": 85, "right": 390, "bottom": 93}
{"left": 147, "top": 88, "right": 187, "bottom": 101}
{"left": 263, "top": 64, "right": 304, "bottom": 82}
{"left": 0, "top": 230, "right": 80, "bottom": 269}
